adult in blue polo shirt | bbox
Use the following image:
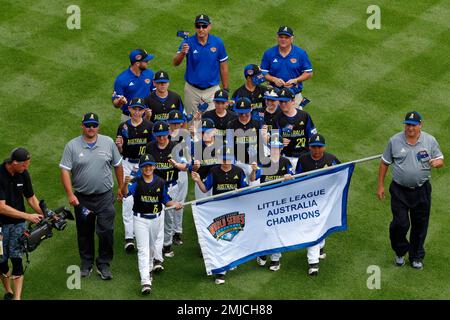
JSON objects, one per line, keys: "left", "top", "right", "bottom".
{"left": 113, "top": 49, "right": 155, "bottom": 122}
{"left": 261, "top": 26, "right": 313, "bottom": 106}
{"left": 173, "top": 14, "right": 229, "bottom": 115}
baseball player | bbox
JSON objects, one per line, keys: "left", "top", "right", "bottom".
{"left": 273, "top": 88, "right": 317, "bottom": 170}
{"left": 143, "top": 70, "right": 186, "bottom": 125}
{"left": 251, "top": 86, "right": 281, "bottom": 132}
{"left": 249, "top": 137, "right": 294, "bottom": 271}
{"left": 115, "top": 98, "right": 154, "bottom": 253}
{"left": 296, "top": 133, "right": 341, "bottom": 276}
{"left": 167, "top": 110, "right": 190, "bottom": 245}
{"left": 122, "top": 154, "right": 182, "bottom": 295}
{"left": 145, "top": 121, "right": 188, "bottom": 260}
{"left": 191, "top": 147, "right": 248, "bottom": 284}
{"left": 232, "top": 64, "right": 268, "bottom": 110}
{"left": 113, "top": 49, "right": 155, "bottom": 122}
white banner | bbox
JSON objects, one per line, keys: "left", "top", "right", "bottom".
{"left": 191, "top": 163, "right": 355, "bottom": 275}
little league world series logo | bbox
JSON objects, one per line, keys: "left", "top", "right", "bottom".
{"left": 207, "top": 212, "right": 246, "bottom": 241}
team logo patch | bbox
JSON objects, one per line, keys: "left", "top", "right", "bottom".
{"left": 290, "top": 58, "right": 297, "bottom": 63}
{"left": 210, "top": 47, "right": 217, "bottom": 53}
{"left": 207, "top": 211, "right": 245, "bottom": 241}
{"left": 135, "top": 54, "right": 142, "bottom": 61}
{"left": 145, "top": 78, "right": 150, "bottom": 84}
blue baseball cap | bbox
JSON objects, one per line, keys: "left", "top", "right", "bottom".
{"left": 201, "top": 118, "right": 215, "bottom": 132}
{"left": 167, "top": 110, "right": 185, "bottom": 124}
{"left": 244, "top": 64, "right": 267, "bottom": 77}
{"left": 277, "top": 26, "right": 294, "bottom": 37}
{"left": 129, "top": 98, "right": 146, "bottom": 109}
{"left": 213, "top": 89, "right": 229, "bottom": 102}
{"left": 154, "top": 70, "right": 170, "bottom": 83}
{"left": 264, "top": 87, "right": 279, "bottom": 100}
{"left": 129, "top": 49, "right": 154, "bottom": 63}
{"left": 309, "top": 134, "right": 326, "bottom": 147}
{"left": 82, "top": 112, "right": 99, "bottom": 125}
{"left": 234, "top": 97, "right": 252, "bottom": 114}
{"left": 277, "top": 88, "right": 295, "bottom": 101}
{"left": 139, "top": 154, "right": 156, "bottom": 168}
{"left": 403, "top": 111, "right": 422, "bottom": 125}
{"left": 195, "top": 14, "right": 210, "bottom": 25}
{"left": 153, "top": 121, "right": 170, "bottom": 136}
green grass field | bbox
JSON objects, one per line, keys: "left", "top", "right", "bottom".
{"left": 1, "top": 0, "right": 449, "bottom": 299}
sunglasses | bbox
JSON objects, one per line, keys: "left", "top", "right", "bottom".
{"left": 195, "top": 24, "right": 208, "bottom": 29}
{"left": 84, "top": 123, "right": 99, "bottom": 128}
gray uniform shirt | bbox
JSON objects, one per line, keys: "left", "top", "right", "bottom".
{"left": 382, "top": 131, "right": 443, "bottom": 187}
{"left": 60, "top": 134, "right": 122, "bottom": 194}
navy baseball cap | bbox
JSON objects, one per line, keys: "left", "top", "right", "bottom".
{"left": 277, "top": 88, "right": 295, "bottom": 101}
{"left": 129, "top": 98, "right": 146, "bottom": 109}
{"left": 6, "top": 147, "right": 31, "bottom": 163}
{"left": 82, "top": 112, "right": 99, "bottom": 125}
{"left": 277, "top": 26, "right": 294, "bottom": 37}
{"left": 129, "top": 49, "right": 154, "bottom": 63}
{"left": 244, "top": 64, "right": 267, "bottom": 78}
{"left": 139, "top": 154, "right": 156, "bottom": 168}
{"left": 234, "top": 97, "right": 252, "bottom": 114}
{"left": 153, "top": 121, "right": 170, "bottom": 136}
{"left": 403, "top": 111, "right": 422, "bottom": 125}
{"left": 309, "top": 134, "right": 326, "bottom": 147}
{"left": 213, "top": 89, "right": 229, "bottom": 102}
{"left": 195, "top": 14, "right": 210, "bottom": 25}
{"left": 201, "top": 118, "right": 215, "bottom": 132}
{"left": 154, "top": 70, "right": 170, "bottom": 83}
{"left": 168, "top": 110, "right": 185, "bottom": 124}
{"left": 264, "top": 87, "right": 279, "bottom": 100}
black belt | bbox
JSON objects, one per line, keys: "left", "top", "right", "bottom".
{"left": 393, "top": 180, "right": 427, "bottom": 191}
{"left": 134, "top": 212, "right": 162, "bottom": 220}
{"left": 189, "top": 83, "right": 213, "bottom": 90}
{"left": 124, "top": 157, "right": 139, "bottom": 164}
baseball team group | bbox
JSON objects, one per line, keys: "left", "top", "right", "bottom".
{"left": 0, "top": 14, "right": 444, "bottom": 298}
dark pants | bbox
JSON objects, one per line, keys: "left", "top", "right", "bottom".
{"left": 74, "top": 190, "right": 115, "bottom": 269}
{"left": 389, "top": 181, "right": 431, "bottom": 262}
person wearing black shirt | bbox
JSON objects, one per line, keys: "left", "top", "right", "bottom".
{"left": 232, "top": 64, "right": 267, "bottom": 110}
{"left": 146, "top": 121, "right": 188, "bottom": 260}
{"left": 122, "top": 154, "right": 182, "bottom": 295}
{"left": 0, "top": 148, "right": 43, "bottom": 300}
{"left": 251, "top": 86, "right": 282, "bottom": 132}
{"left": 273, "top": 88, "right": 317, "bottom": 170}
{"left": 116, "top": 98, "right": 154, "bottom": 252}
{"left": 295, "top": 134, "right": 341, "bottom": 276}
{"left": 144, "top": 70, "right": 185, "bottom": 123}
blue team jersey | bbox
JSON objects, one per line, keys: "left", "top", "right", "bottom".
{"left": 178, "top": 34, "right": 228, "bottom": 88}
{"left": 113, "top": 68, "right": 155, "bottom": 115}
{"left": 260, "top": 45, "right": 312, "bottom": 93}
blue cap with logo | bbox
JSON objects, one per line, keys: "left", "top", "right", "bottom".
{"left": 129, "top": 48, "right": 154, "bottom": 63}
{"left": 309, "top": 134, "right": 326, "bottom": 147}
{"left": 129, "top": 98, "right": 146, "bottom": 109}
{"left": 403, "top": 111, "right": 422, "bottom": 125}
{"left": 167, "top": 110, "right": 185, "bottom": 124}
{"left": 233, "top": 97, "right": 252, "bottom": 114}
{"left": 139, "top": 154, "right": 156, "bottom": 168}
{"left": 153, "top": 121, "right": 170, "bottom": 136}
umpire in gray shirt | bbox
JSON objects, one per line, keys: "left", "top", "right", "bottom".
{"left": 377, "top": 111, "right": 444, "bottom": 270}
{"left": 60, "top": 113, "right": 124, "bottom": 279}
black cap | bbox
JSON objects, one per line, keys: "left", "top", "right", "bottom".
{"left": 82, "top": 112, "right": 99, "bottom": 125}
{"left": 309, "top": 134, "right": 326, "bottom": 147}
{"left": 129, "top": 97, "right": 146, "bottom": 109}
{"left": 139, "top": 154, "right": 156, "bottom": 168}
{"left": 213, "top": 89, "right": 229, "bottom": 102}
{"left": 403, "top": 111, "right": 422, "bottom": 125}
{"left": 167, "top": 110, "right": 185, "bottom": 124}
{"left": 154, "top": 70, "right": 170, "bottom": 83}
{"left": 195, "top": 14, "right": 210, "bottom": 25}
{"left": 233, "top": 97, "right": 252, "bottom": 114}
{"left": 153, "top": 121, "right": 170, "bottom": 136}
{"left": 201, "top": 118, "right": 215, "bottom": 132}
{"left": 277, "top": 26, "right": 294, "bottom": 37}
{"left": 6, "top": 147, "right": 31, "bottom": 163}
{"left": 277, "top": 87, "right": 295, "bottom": 101}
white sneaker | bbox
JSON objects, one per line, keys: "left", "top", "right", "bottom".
{"left": 308, "top": 263, "right": 319, "bottom": 276}
{"left": 269, "top": 260, "right": 280, "bottom": 271}
{"left": 141, "top": 284, "right": 152, "bottom": 295}
{"left": 319, "top": 248, "right": 327, "bottom": 260}
{"left": 256, "top": 256, "right": 267, "bottom": 266}
{"left": 215, "top": 274, "right": 225, "bottom": 285}
{"left": 395, "top": 255, "right": 405, "bottom": 267}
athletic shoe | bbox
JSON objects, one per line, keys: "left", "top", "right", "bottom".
{"left": 394, "top": 255, "right": 405, "bottom": 267}
{"left": 173, "top": 233, "right": 183, "bottom": 245}
{"left": 308, "top": 263, "right": 319, "bottom": 276}
{"left": 80, "top": 266, "right": 93, "bottom": 278}
{"left": 3, "top": 292, "right": 14, "bottom": 300}
{"left": 152, "top": 260, "right": 164, "bottom": 273}
{"left": 410, "top": 260, "right": 423, "bottom": 270}
{"left": 230, "top": 266, "right": 237, "bottom": 271}
{"left": 215, "top": 274, "right": 226, "bottom": 285}
{"left": 141, "top": 284, "right": 152, "bottom": 295}
{"left": 163, "top": 245, "right": 174, "bottom": 258}
{"left": 124, "top": 239, "right": 135, "bottom": 253}
{"left": 256, "top": 256, "right": 267, "bottom": 266}
{"left": 96, "top": 265, "right": 113, "bottom": 280}
{"left": 319, "top": 248, "right": 327, "bottom": 259}
{"left": 269, "top": 260, "right": 281, "bottom": 272}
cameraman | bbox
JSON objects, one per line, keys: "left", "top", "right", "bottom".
{"left": 0, "top": 148, "right": 43, "bottom": 300}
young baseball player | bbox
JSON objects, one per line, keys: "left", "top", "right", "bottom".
{"left": 191, "top": 147, "right": 248, "bottom": 284}
{"left": 115, "top": 97, "right": 154, "bottom": 252}
{"left": 122, "top": 154, "right": 182, "bottom": 295}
